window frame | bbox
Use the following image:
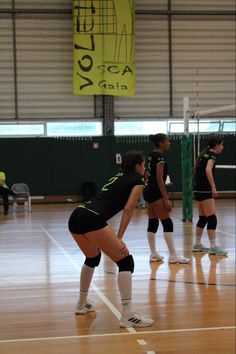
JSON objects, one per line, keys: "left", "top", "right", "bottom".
{"left": 168, "top": 120, "right": 221, "bottom": 134}
{"left": 0, "top": 123, "right": 45, "bottom": 137}
{"left": 46, "top": 120, "right": 103, "bottom": 137}
{"left": 114, "top": 119, "right": 168, "bottom": 136}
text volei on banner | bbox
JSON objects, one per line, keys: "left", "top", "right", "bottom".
{"left": 73, "top": 0, "right": 135, "bottom": 96}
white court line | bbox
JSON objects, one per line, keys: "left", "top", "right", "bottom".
{"left": 181, "top": 221, "right": 235, "bottom": 239}
{"left": 146, "top": 351, "right": 155, "bottom": 354}
{"left": 38, "top": 224, "right": 136, "bottom": 335}
{"left": 0, "top": 219, "right": 173, "bottom": 227}
{"left": 0, "top": 230, "right": 42, "bottom": 234}
{"left": 0, "top": 326, "right": 235, "bottom": 344}
{"left": 217, "top": 229, "right": 235, "bottom": 238}
{"left": 137, "top": 339, "right": 147, "bottom": 345}
{"left": 1, "top": 227, "right": 235, "bottom": 238}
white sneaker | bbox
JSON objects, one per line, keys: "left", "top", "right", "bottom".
{"left": 75, "top": 301, "right": 96, "bottom": 315}
{"left": 169, "top": 255, "right": 190, "bottom": 264}
{"left": 150, "top": 253, "right": 164, "bottom": 262}
{"left": 120, "top": 312, "right": 154, "bottom": 328}
{"left": 208, "top": 246, "right": 228, "bottom": 256}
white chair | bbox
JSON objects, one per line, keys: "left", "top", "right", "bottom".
{"left": 11, "top": 183, "right": 31, "bottom": 212}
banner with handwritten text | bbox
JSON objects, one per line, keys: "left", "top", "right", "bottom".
{"left": 73, "top": 0, "right": 135, "bottom": 96}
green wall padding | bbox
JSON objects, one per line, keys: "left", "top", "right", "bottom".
{"left": 0, "top": 135, "right": 235, "bottom": 196}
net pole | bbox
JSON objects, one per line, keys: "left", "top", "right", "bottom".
{"left": 182, "top": 96, "right": 193, "bottom": 222}
{"left": 196, "top": 69, "right": 200, "bottom": 156}
{"left": 193, "top": 130, "right": 196, "bottom": 167}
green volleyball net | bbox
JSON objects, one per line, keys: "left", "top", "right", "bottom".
{"left": 181, "top": 134, "right": 193, "bottom": 222}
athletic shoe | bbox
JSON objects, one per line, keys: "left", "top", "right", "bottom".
{"left": 120, "top": 313, "right": 154, "bottom": 328}
{"left": 75, "top": 301, "right": 96, "bottom": 315}
{"left": 150, "top": 253, "right": 164, "bottom": 262}
{"left": 192, "top": 244, "right": 209, "bottom": 252}
{"left": 169, "top": 255, "right": 190, "bottom": 264}
{"left": 208, "top": 246, "right": 228, "bottom": 256}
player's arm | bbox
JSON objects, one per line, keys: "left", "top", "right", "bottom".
{"left": 206, "top": 159, "right": 217, "bottom": 197}
{"left": 156, "top": 163, "right": 171, "bottom": 211}
{"left": 117, "top": 185, "right": 144, "bottom": 239}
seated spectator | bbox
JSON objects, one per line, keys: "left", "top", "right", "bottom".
{"left": 0, "top": 172, "right": 15, "bottom": 215}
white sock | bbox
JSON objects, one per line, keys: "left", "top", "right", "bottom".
{"left": 147, "top": 232, "right": 157, "bottom": 255}
{"left": 164, "top": 232, "right": 177, "bottom": 257}
{"left": 78, "top": 265, "right": 95, "bottom": 308}
{"left": 118, "top": 271, "right": 132, "bottom": 316}
{"left": 195, "top": 236, "right": 202, "bottom": 245}
{"left": 210, "top": 238, "right": 216, "bottom": 248}
{"left": 195, "top": 227, "right": 203, "bottom": 245}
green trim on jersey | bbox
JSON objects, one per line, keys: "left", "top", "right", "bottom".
{"left": 78, "top": 204, "right": 100, "bottom": 216}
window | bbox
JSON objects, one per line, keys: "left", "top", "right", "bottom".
{"left": 0, "top": 124, "right": 44, "bottom": 136}
{"left": 114, "top": 120, "right": 167, "bottom": 136}
{"left": 0, "top": 119, "right": 234, "bottom": 137}
{"left": 168, "top": 121, "right": 184, "bottom": 133}
{"left": 222, "top": 121, "right": 236, "bottom": 132}
{"left": 168, "top": 120, "right": 220, "bottom": 134}
{"left": 191, "top": 121, "right": 220, "bottom": 133}
{"left": 46, "top": 121, "right": 102, "bottom": 137}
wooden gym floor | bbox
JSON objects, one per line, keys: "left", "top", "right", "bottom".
{"left": 0, "top": 200, "right": 235, "bottom": 354}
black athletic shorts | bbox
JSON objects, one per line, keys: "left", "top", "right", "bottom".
{"left": 143, "top": 185, "right": 162, "bottom": 204}
{"left": 68, "top": 207, "right": 107, "bottom": 234}
{"left": 194, "top": 192, "right": 213, "bottom": 201}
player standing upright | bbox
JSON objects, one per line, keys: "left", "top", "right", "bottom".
{"left": 193, "top": 135, "right": 228, "bottom": 256}
{"left": 144, "top": 134, "right": 190, "bottom": 264}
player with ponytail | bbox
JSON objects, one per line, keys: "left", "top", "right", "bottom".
{"left": 193, "top": 135, "right": 228, "bottom": 256}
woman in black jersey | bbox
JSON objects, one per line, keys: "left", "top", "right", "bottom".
{"left": 68, "top": 151, "right": 153, "bottom": 328}
{"left": 144, "top": 134, "right": 190, "bottom": 264}
{"left": 193, "top": 135, "right": 227, "bottom": 256}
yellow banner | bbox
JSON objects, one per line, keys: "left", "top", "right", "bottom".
{"left": 73, "top": 0, "right": 135, "bottom": 96}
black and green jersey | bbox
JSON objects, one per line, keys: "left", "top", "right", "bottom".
{"left": 84, "top": 171, "right": 145, "bottom": 220}
{"left": 147, "top": 150, "right": 168, "bottom": 188}
{"left": 194, "top": 150, "right": 217, "bottom": 192}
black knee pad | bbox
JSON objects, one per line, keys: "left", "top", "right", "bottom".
{"left": 161, "top": 218, "right": 173, "bottom": 232}
{"left": 84, "top": 252, "right": 101, "bottom": 268}
{"left": 197, "top": 216, "right": 208, "bottom": 229}
{"left": 207, "top": 214, "right": 217, "bottom": 230}
{"left": 147, "top": 218, "right": 159, "bottom": 233}
{"left": 116, "top": 255, "right": 134, "bottom": 273}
